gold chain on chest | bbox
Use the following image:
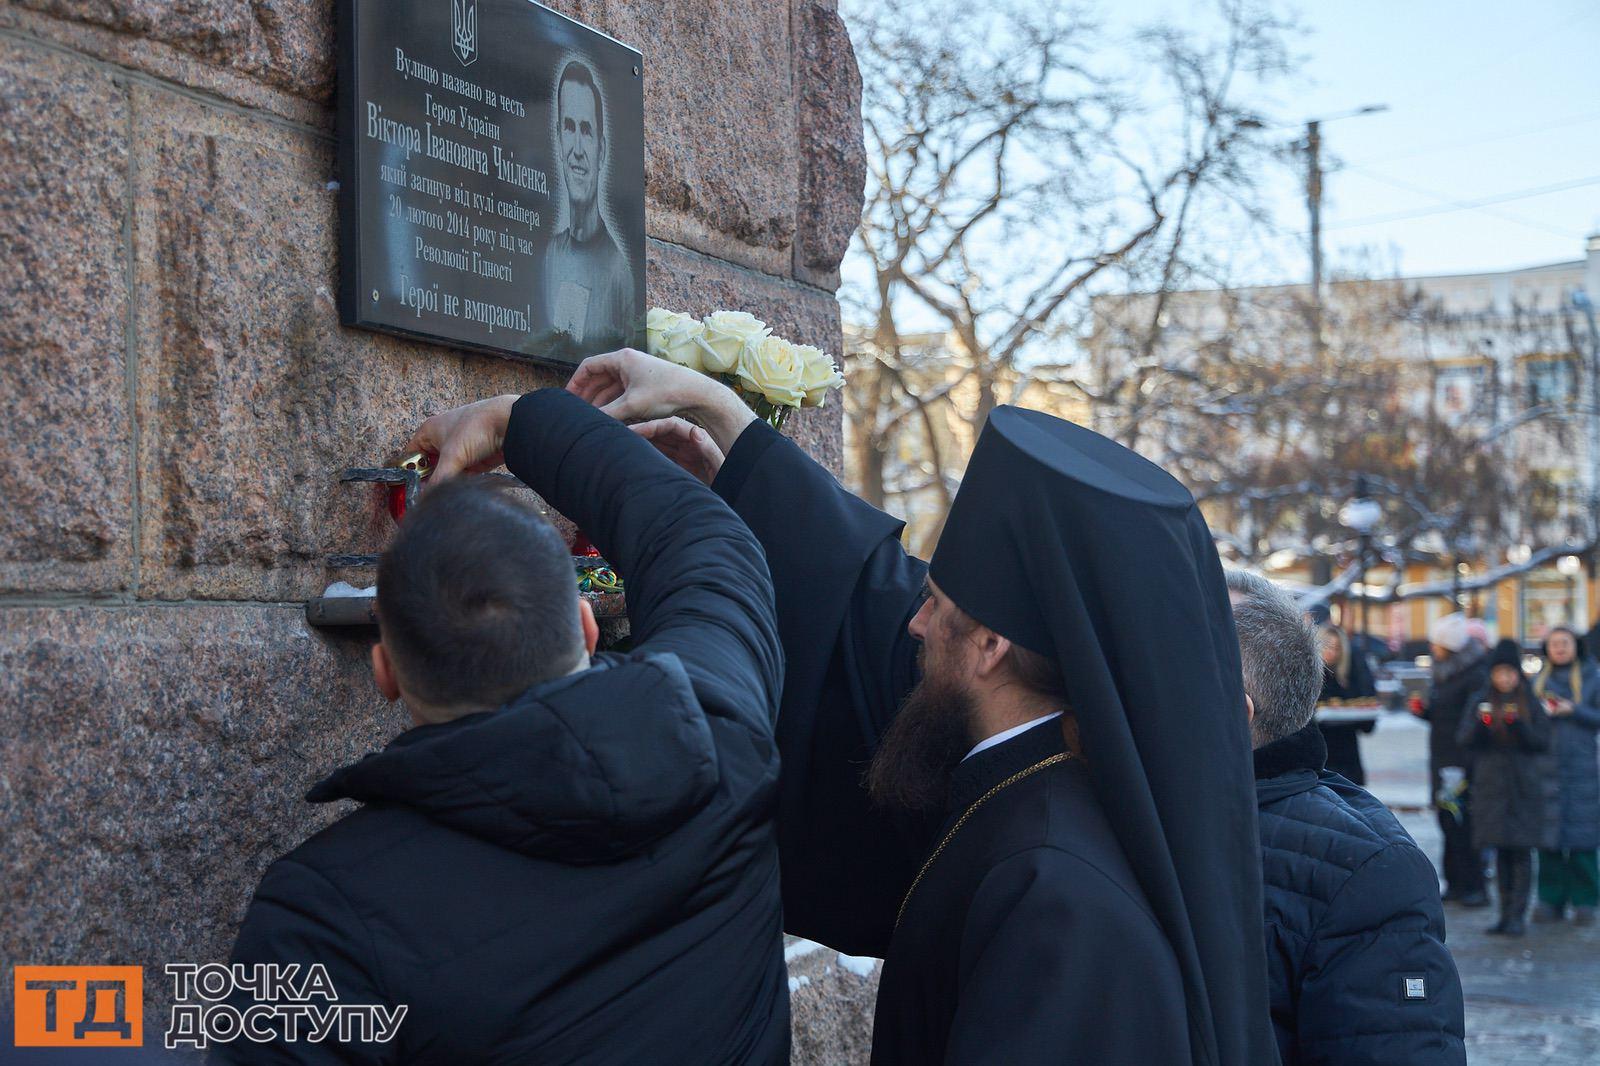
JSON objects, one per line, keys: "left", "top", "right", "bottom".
{"left": 895, "top": 752, "right": 1074, "bottom": 929}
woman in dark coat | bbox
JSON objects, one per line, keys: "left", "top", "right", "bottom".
{"left": 1531, "top": 625, "right": 1600, "bottom": 924}
{"left": 1317, "top": 623, "right": 1378, "bottom": 784}
{"left": 1457, "top": 639, "right": 1556, "bottom": 935}
{"left": 1420, "top": 613, "right": 1491, "bottom": 905}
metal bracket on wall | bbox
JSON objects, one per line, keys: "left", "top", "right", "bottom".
{"left": 304, "top": 466, "right": 627, "bottom": 629}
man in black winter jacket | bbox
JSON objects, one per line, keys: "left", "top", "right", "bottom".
{"left": 1226, "top": 570, "right": 1466, "bottom": 1065}
{"left": 224, "top": 390, "right": 786, "bottom": 1064}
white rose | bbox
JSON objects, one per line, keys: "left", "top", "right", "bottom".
{"left": 795, "top": 344, "right": 845, "bottom": 407}
{"left": 645, "top": 307, "right": 694, "bottom": 355}
{"left": 700, "top": 310, "right": 770, "bottom": 374}
{"left": 655, "top": 316, "right": 714, "bottom": 374}
{"left": 736, "top": 335, "right": 807, "bottom": 408}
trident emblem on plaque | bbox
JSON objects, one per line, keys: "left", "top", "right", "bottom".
{"left": 450, "top": 0, "right": 478, "bottom": 66}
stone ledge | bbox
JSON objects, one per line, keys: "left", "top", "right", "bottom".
{"left": 786, "top": 937, "right": 878, "bottom": 1065}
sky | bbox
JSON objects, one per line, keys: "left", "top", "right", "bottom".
{"left": 1113, "top": 0, "right": 1600, "bottom": 281}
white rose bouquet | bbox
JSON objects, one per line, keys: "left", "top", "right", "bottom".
{"left": 645, "top": 306, "right": 844, "bottom": 429}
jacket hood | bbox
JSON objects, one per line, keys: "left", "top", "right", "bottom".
{"left": 308, "top": 652, "right": 719, "bottom": 864}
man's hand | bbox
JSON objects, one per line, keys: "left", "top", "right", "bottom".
{"left": 568, "top": 349, "right": 756, "bottom": 454}
{"left": 632, "top": 417, "right": 727, "bottom": 485}
{"left": 406, "top": 394, "right": 518, "bottom": 482}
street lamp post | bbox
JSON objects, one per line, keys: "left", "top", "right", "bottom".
{"left": 1301, "top": 104, "right": 1390, "bottom": 359}
{"left": 1360, "top": 529, "right": 1373, "bottom": 638}
{"left": 1340, "top": 476, "right": 1383, "bottom": 652}
{"left": 1558, "top": 553, "right": 1585, "bottom": 628}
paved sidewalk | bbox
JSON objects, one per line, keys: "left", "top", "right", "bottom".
{"left": 1362, "top": 716, "right": 1600, "bottom": 1064}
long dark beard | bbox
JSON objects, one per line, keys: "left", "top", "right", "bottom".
{"left": 866, "top": 672, "right": 976, "bottom": 812}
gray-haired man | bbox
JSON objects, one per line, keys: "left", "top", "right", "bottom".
{"left": 1225, "top": 569, "right": 1466, "bottom": 1065}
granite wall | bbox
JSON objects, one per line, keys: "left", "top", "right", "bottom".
{"left": 0, "top": 0, "right": 875, "bottom": 1057}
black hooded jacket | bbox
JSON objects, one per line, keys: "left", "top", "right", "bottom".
{"left": 225, "top": 390, "right": 786, "bottom": 1064}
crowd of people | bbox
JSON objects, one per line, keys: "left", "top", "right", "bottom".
{"left": 1408, "top": 613, "right": 1600, "bottom": 937}
{"left": 217, "top": 350, "right": 1484, "bottom": 1063}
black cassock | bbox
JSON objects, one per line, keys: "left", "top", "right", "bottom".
{"left": 713, "top": 425, "right": 1189, "bottom": 1063}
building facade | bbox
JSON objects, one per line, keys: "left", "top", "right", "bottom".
{"left": 1086, "top": 237, "right": 1600, "bottom": 645}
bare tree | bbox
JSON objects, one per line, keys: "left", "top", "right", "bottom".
{"left": 841, "top": 0, "right": 1293, "bottom": 550}
{"left": 1095, "top": 273, "right": 1582, "bottom": 599}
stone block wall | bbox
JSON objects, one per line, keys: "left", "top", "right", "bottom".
{"left": 0, "top": 0, "right": 873, "bottom": 1056}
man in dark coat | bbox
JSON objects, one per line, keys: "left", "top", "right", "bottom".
{"left": 225, "top": 389, "right": 786, "bottom": 1063}
{"left": 1419, "top": 612, "right": 1491, "bottom": 905}
{"left": 1226, "top": 570, "right": 1466, "bottom": 1065}
{"left": 571, "top": 350, "right": 1278, "bottom": 1066}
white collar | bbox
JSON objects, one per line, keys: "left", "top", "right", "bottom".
{"left": 962, "top": 712, "right": 1064, "bottom": 763}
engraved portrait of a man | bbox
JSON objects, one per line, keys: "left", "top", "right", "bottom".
{"left": 543, "top": 58, "right": 635, "bottom": 352}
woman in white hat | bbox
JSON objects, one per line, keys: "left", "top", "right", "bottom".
{"left": 1418, "top": 612, "right": 1491, "bottom": 905}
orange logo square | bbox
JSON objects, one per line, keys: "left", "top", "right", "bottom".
{"left": 13, "top": 966, "right": 143, "bottom": 1047}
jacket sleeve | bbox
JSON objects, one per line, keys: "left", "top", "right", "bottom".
{"left": 1571, "top": 665, "right": 1600, "bottom": 731}
{"left": 1295, "top": 843, "right": 1466, "bottom": 1066}
{"left": 1512, "top": 697, "right": 1553, "bottom": 751}
{"left": 712, "top": 420, "right": 922, "bottom": 740}
{"left": 502, "top": 389, "right": 781, "bottom": 735}
{"left": 222, "top": 860, "right": 396, "bottom": 1065}
{"left": 712, "top": 421, "right": 930, "bottom": 954}
{"left": 943, "top": 849, "right": 1190, "bottom": 1065}
{"left": 1454, "top": 697, "right": 1491, "bottom": 751}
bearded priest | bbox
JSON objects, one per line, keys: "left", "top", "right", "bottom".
{"left": 566, "top": 349, "right": 1277, "bottom": 1065}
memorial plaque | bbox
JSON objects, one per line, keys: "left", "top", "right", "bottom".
{"left": 337, "top": 0, "right": 645, "bottom": 366}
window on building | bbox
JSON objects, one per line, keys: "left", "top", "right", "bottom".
{"left": 1434, "top": 364, "right": 1488, "bottom": 425}
{"left": 1525, "top": 358, "right": 1577, "bottom": 408}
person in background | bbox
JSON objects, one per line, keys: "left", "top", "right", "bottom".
{"left": 1418, "top": 613, "right": 1491, "bottom": 906}
{"left": 1456, "top": 638, "right": 1556, "bottom": 936}
{"left": 1227, "top": 570, "right": 1465, "bottom": 1065}
{"left": 1316, "top": 622, "right": 1378, "bottom": 785}
{"left": 1531, "top": 625, "right": 1600, "bottom": 925}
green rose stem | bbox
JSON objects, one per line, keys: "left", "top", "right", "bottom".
{"left": 716, "top": 373, "right": 791, "bottom": 431}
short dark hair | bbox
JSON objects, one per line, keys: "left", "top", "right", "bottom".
{"left": 1224, "top": 569, "right": 1323, "bottom": 747}
{"left": 556, "top": 60, "right": 603, "bottom": 143}
{"left": 377, "top": 478, "right": 583, "bottom": 710}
